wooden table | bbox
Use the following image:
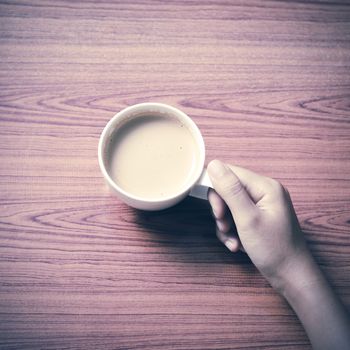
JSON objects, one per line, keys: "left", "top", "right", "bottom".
{"left": 1, "top": 1, "right": 349, "bottom": 349}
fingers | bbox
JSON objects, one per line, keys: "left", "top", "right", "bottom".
{"left": 208, "top": 188, "right": 227, "bottom": 220}
{"left": 225, "top": 164, "right": 268, "bottom": 204}
{"left": 226, "top": 164, "right": 286, "bottom": 206}
{"left": 208, "top": 160, "right": 257, "bottom": 227}
{"left": 208, "top": 189, "right": 232, "bottom": 231}
{"left": 216, "top": 228, "right": 241, "bottom": 252}
{"left": 208, "top": 188, "right": 242, "bottom": 253}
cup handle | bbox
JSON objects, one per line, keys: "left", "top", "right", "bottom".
{"left": 189, "top": 168, "right": 213, "bottom": 200}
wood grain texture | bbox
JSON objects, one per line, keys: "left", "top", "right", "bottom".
{"left": 0, "top": 0, "right": 350, "bottom": 349}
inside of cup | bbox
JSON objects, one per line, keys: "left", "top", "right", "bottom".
{"left": 101, "top": 104, "right": 205, "bottom": 201}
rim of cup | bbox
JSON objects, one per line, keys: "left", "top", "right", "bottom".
{"left": 98, "top": 102, "right": 206, "bottom": 204}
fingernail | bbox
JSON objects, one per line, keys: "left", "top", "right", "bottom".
{"left": 208, "top": 160, "right": 228, "bottom": 179}
{"left": 225, "top": 239, "right": 238, "bottom": 252}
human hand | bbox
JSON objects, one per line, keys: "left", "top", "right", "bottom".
{"left": 207, "top": 159, "right": 309, "bottom": 285}
{"left": 207, "top": 159, "right": 350, "bottom": 349}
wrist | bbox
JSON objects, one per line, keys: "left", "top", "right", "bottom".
{"left": 269, "top": 248, "right": 350, "bottom": 350}
{"left": 268, "top": 249, "right": 324, "bottom": 300}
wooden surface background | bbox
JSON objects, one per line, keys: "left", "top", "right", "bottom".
{"left": 1, "top": 1, "right": 350, "bottom": 349}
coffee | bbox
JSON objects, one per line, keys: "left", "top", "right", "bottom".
{"left": 107, "top": 115, "right": 199, "bottom": 199}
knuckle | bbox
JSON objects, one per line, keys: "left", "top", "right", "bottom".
{"left": 220, "top": 177, "right": 244, "bottom": 198}
{"left": 269, "top": 178, "right": 285, "bottom": 197}
{"left": 249, "top": 212, "right": 261, "bottom": 227}
{"left": 246, "top": 211, "right": 261, "bottom": 229}
{"left": 238, "top": 210, "right": 261, "bottom": 230}
{"left": 216, "top": 227, "right": 227, "bottom": 243}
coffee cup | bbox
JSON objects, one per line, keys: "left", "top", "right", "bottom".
{"left": 98, "top": 102, "right": 212, "bottom": 210}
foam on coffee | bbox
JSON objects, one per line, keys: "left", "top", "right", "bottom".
{"left": 106, "top": 115, "right": 199, "bottom": 199}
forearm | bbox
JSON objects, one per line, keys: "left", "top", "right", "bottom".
{"left": 272, "top": 252, "right": 350, "bottom": 350}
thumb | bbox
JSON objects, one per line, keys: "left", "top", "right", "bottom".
{"left": 207, "top": 160, "right": 257, "bottom": 227}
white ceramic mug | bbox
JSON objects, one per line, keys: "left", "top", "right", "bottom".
{"left": 98, "top": 102, "right": 212, "bottom": 210}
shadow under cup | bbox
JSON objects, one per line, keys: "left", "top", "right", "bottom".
{"left": 98, "top": 103, "right": 206, "bottom": 211}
